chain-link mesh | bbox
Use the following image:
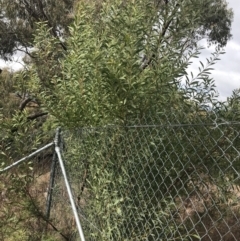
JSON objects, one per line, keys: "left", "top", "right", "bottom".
{"left": 0, "top": 145, "right": 55, "bottom": 240}
{"left": 56, "top": 115, "right": 240, "bottom": 241}
{"left": 2, "top": 113, "right": 240, "bottom": 240}
{"left": 48, "top": 155, "right": 79, "bottom": 240}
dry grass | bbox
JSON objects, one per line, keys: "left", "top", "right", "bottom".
{"left": 2, "top": 157, "right": 240, "bottom": 241}
{"left": 175, "top": 181, "right": 240, "bottom": 240}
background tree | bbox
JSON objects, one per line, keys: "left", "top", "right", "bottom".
{"left": 0, "top": 0, "right": 75, "bottom": 59}
{"left": 0, "top": 0, "right": 233, "bottom": 60}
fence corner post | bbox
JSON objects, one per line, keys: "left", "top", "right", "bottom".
{"left": 54, "top": 127, "right": 86, "bottom": 241}
{"left": 54, "top": 127, "right": 61, "bottom": 148}
{"left": 44, "top": 127, "right": 61, "bottom": 232}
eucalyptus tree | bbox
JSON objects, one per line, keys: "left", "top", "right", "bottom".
{"left": 0, "top": 0, "right": 75, "bottom": 59}
{"left": 0, "top": 0, "right": 233, "bottom": 60}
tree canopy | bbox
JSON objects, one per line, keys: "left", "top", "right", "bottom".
{"left": 0, "top": 0, "right": 239, "bottom": 240}
{"left": 0, "top": 0, "right": 233, "bottom": 60}
{"left": 19, "top": 0, "right": 231, "bottom": 127}
{"left": 0, "top": 0, "right": 75, "bottom": 59}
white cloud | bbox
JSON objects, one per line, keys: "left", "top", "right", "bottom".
{"left": 188, "top": 0, "right": 240, "bottom": 102}
{"left": 228, "top": 41, "right": 240, "bottom": 51}
{"left": 0, "top": 50, "right": 25, "bottom": 71}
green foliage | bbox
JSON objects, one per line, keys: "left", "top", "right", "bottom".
{"left": 0, "top": 0, "right": 236, "bottom": 240}
{"left": 0, "top": 0, "right": 232, "bottom": 59}
{"left": 0, "top": 0, "right": 75, "bottom": 59}
{"left": 220, "top": 88, "right": 240, "bottom": 121}
{"left": 0, "top": 68, "right": 17, "bottom": 117}
{"left": 198, "top": 0, "right": 233, "bottom": 47}
{"left": 29, "top": 0, "right": 229, "bottom": 128}
{"left": 0, "top": 69, "right": 56, "bottom": 240}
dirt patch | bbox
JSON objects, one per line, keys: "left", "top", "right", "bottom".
{"left": 174, "top": 182, "right": 240, "bottom": 240}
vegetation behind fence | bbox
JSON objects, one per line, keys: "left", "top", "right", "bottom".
{"left": 1, "top": 111, "right": 240, "bottom": 240}
{"left": 59, "top": 113, "right": 240, "bottom": 241}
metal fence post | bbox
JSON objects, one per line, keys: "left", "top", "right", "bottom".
{"left": 45, "top": 151, "right": 57, "bottom": 226}
{"left": 54, "top": 127, "right": 86, "bottom": 241}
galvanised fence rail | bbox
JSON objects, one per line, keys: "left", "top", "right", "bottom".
{"left": 1, "top": 117, "right": 240, "bottom": 240}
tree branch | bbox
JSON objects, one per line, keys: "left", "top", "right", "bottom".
{"left": 22, "top": 0, "right": 67, "bottom": 51}
{"left": 25, "top": 189, "right": 70, "bottom": 241}
{"left": 140, "top": 2, "right": 179, "bottom": 71}
{"left": 27, "top": 112, "right": 48, "bottom": 120}
{"left": 19, "top": 98, "right": 32, "bottom": 111}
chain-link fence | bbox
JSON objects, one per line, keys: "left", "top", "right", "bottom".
{"left": 58, "top": 117, "right": 240, "bottom": 241}
{"left": 1, "top": 115, "right": 240, "bottom": 240}
{"left": 0, "top": 127, "right": 86, "bottom": 241}
{"left": 0, "top": 142, "right": 55, "bottom": 240}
